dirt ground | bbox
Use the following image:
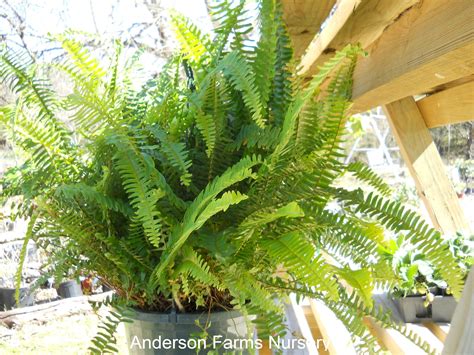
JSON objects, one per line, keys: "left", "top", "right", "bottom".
{"left": 0, "top": 312, "right": 128, "bottom": 354}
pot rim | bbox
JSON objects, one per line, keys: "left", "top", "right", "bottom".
{"left": 126, "top": 308, "right": 246, "bottom": 325}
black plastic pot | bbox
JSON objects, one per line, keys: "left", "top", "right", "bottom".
{"left": 57, "top": 280, "right": 83, "bottom": 298}
{"left": 0, "top": 287, "right": 34, "bottom": 310}
{"left": 101, "top": 284, "right": 112, "bottom": 293}
{"left": 393, "top": 295, "right": 457, "bottom": 323}
{"left": 124, "top": 309, "right": 251, "bottom": 354}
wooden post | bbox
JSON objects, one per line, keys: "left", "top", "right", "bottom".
{"left": 383, "top": 97, "right": 471, "bottom": 234}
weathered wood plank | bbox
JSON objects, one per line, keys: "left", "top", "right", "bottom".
{"left": 299, "top": 0, "right": 419, "bottom": 76}
{"left": 383, "top": 97, "right": 471, "bottom": 233}
{"left": 416, "top": 81, "right": 474, "bottom": 128}
{"left": 352, "top": 0, "right": 474, "bottom": 113}
{"left": 281, "top": 0, "right": 336, "bottom": 59}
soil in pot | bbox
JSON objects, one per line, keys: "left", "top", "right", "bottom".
{"left": 0, "top": 287, "right": 34, "bottom": 310}
{"left": 124, "top": 309, "right": 252, "bottom": 355}
{"left": 57, "top": 280, "right": 83, "bottom": 298}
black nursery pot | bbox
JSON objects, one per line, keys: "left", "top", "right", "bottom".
{"left": 101, "top": 284, "right": 112, "bottom": 293}
{"left": 124, "top": 309, "right": 251, "bottom": 355}
{"left": 0, "top": 287, "right": 34, "bottom": 310}
{"left": 57, "top": 280, "right": 83, "bottom": 298}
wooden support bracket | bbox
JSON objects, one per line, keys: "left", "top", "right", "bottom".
{"left": 416, "top": 81, "right": 474, "bottom": 128}
{"left": 383, "top": 97, "right": 471, "bottom": 234}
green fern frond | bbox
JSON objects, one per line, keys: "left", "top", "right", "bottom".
{"left": 0, "top": 49, "right": 58, "bottom": 124}
{"left": 195, "top": 112, "right": 216, "bottom": 158}
{"left": 151, "top": 155, "right": 262, "bottom": 289}
{"left": 336, "top": 188, "right": 464, "bottom": 297}
{"left": 55, "top": 183, "right": 133, "bottom": 216}
{"left": 89, "top": 297, "right": 134, "bottom": 354}
{"left": 230, "top": 123, "right": 281, "bottom": 152}
{"left": 57, "top": 36, "right": 106, "bottom": 83}
{"left": 148, "top": 127, "right": 193, "bottom": 187}
{"left": 271, "top": 44, "right": 362, "bottom": 162}
{"left": 268, "top": 1, "right": 293, "bottom": 125}
{"left": 66, "top": 90, "right": 118, "bottom": 136}
{"left": 1, "top": 107, "right": 68, "bottom": 173}
{"left": 347, "top": 161, "right": 392, "bottom": 196}
{"left": 220, "top": 51, "right": 264, "bottom": 128}
{"left": 262, "top": 231, "right": 340, "bottom": 300}
{"left": 314, "top": 209, "right": 382, "bottom": 264}
{"left": 333, "top": 266, "right": 374, "bottom": 309}
{"left": 15, "top": 212, "right": 38, "bottom": 305}
{"left": 106, "top": 41, "right": 123, "bottom": 102}
{"left": 209, "top": 0, "right": 250, "bottom": 56}
{"left": 115, "top": 150, "right": 163, "bottom": 248}
{"left": 253, "top": 0, "right": 277, "bottom": 108}
{"left": 171, "top": 13, "right": 214, "bottom": 64}
{"left": 173, "top": 246, "right": 221, "bottom": 288}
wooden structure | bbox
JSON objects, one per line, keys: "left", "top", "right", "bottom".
{"left": 282, "top": 0, "right": 473, "bottom": 234}
{"left": 278, "top": 0, "right": 473, "bottom": 354}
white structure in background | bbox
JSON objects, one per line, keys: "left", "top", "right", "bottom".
{"left": 345, "top": 107, "right": 400, "bottom": 173}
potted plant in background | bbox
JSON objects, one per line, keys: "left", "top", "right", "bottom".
{"left": 0, "top": 0, "right": 467, "bottom": 353}
{"left": 33, "top": 247, "right": 84, "bottom": 299}
{"left": 57, "top": 278, "right": 83, "bottom": 298}
{"left": 0, "top": 237, "right": 34, "bottom": 310}
{"left": 383, "top": 233, "right": 472, "bottom": 322}
{"left": 0, "top": 278, "right": 34, "bottom": 311}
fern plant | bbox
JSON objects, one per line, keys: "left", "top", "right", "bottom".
{"left": 0, "top": 0, "right": 465, "bottom": 353}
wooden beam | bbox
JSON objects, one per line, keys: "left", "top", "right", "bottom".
{"left": 422, "top": 321, "right": 448, "bottom": 343}
{"left": 299, "top": 0, "right": 419, "bottom": 76}
{"left": 281, "top": 0, "right": 336, "bottom": 59}
{"left": 308, "top": 299, "right": 355, "bottom": 355}
{"left": 362, "top": 317, "right": 405, "bottom": 354}
{"left": 423, "top": 74, "right": 474, "bottom": 96}
{"left": 287, "top": 295, "right": 319, "bottom": 354}
{"left": 303, "top": 305, "right": 330, "bottom": 355}
{"left": 383, "top": 97, "right": 470, "bottom": 233}
{"left": 405, "top": 323, "right": 444, "bottom": 354}
{"left": 297, "top": 0, "right": 362, "bottom": 75}
{"left": 416, "top": 81, "right": 474, "bottom": 128}
{"left": 352, "top": 0, "right": 474, "bottom": 113}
